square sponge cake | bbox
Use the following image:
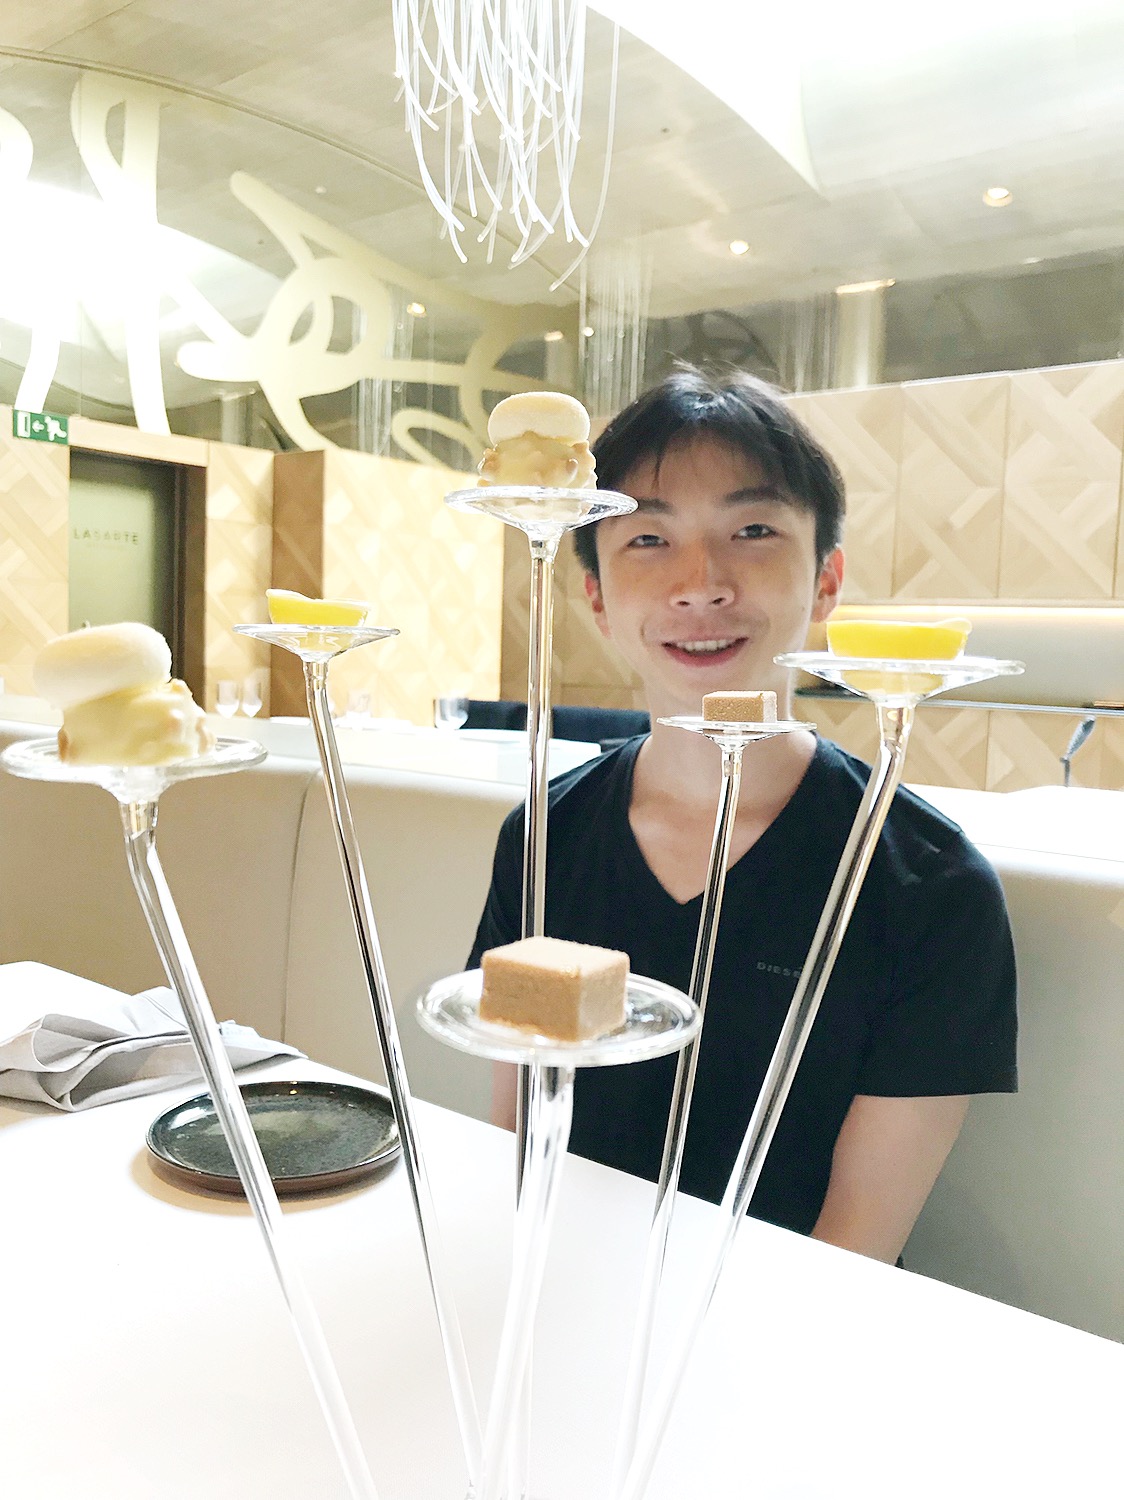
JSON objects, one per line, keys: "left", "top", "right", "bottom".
{"left": 480, "top": 936, "right": 628, "bottom": 1042}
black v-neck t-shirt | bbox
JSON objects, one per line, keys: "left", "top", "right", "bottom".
{"left": 468, "top": 736, "right": 1017, "bottom": 1236}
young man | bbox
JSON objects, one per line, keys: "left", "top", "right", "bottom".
{"left": 469, "top": 366, "right": 1017, "bottom": 1264}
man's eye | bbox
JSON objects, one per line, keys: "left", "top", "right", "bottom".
{"left": 626, "top": 532, "right": 666, "bottom": 548}
{"left": 737, "top": 523, "right": 777, "bottom": 540}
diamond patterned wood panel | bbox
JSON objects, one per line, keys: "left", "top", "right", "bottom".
{"left": 894, "top": 375, "right": 1008, "bottom": 599}
{"left": 1000, "top": 362, "right": 1124, "bottom": 600}
{"left": 313, "top": 451, "right": 502, "bottom": 724}
{"left": 0, "top": 411, "right": 69, "bottom": 693}
{"left": 788, "top": 386, "right": 900, "bottom": 602}
{"left": 985, "top": 711, "right": 1092, "bottom": 793}
{"left": 202, "top": 443, "right": 273, "bottom": 714}
{"left": 903, "top": 704, "right": 991, "bottom": 789}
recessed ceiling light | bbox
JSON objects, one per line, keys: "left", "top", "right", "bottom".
{"left": 1023, "top": 255, "right": 1042, "bottom": 265}
{"left": 543, "top": 329, "right": 565, "bottom": 342}
{"left": 313, "top": 185, "right": 327, "bottom": 196}
{"left": 729, "top": 239, "right": 751, "bottom": 256}
{"left": 582, "top": 326, "right": 594, "bottom": 338}
{"left": 835, "top": 277, "right": 896, "bottom": 296}
{"left": 406, "top": 301, "right": 427, "bottom": 317}
{"left": 983, "top": 186, "right": 1013, "bottom": 207}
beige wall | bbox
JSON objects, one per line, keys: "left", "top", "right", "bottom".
{"left": 272, "top": 449, "right": 503, "bottom": 723}
{"left": 500, "top": 359, "right": 1124, "bottom": 791}
{"left": 0, "top": 409, "right": 273, "bottom": 711}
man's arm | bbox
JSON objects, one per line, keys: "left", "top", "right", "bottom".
{"left": 811, "top": 1093, "right": 969, "bottom": 1263}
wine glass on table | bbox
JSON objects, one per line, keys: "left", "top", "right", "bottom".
{"left": 215, "top": 681, "right": 239, "bottom": 718}
{"left": 434, "top": 693, "right": 469, "bottom": 732}
{"left": 241, "top": 675, "right": 263, "bottom": 718}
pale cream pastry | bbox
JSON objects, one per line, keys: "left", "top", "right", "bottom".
{"left": 478, "top": 391, "right": 596, "bottom": 490}
{"left": 33, "top": 623, "right": 214, "bottom": 766}
{"left": 702, "top": 690, "right": 778, "bottom": 723}
{"left": 480, "top": 935, "right": 628, "bottom": 1042}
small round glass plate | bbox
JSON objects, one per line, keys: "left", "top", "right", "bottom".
{"left": 234, "top": 622, "right": 399, "bottom": 662}
{"left": 417, "top": 969, "right": 699, "bottom": 1067}
{"left": 147, "top": 1078, "right": 401, "bottom": 1196}
{"left": 445, "top": 485, "right": 636, "bottom": 540}
{"left": 658, "top": 714, "right": 810, "bottom": 746}
{"left": 0, "top": 735, "right": 266, "bottom": 800}
{"left": 776, "top": 651, "right": 1024, "bottom": 703}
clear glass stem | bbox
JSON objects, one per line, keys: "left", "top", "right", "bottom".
{"left": 119, "top": 799, "right": 380, "bottom": 1500}
{"left": 479, "top": 1064, "right": 575, "bottom": 1500}
{"left": 304, "top": 662, "right": 483, "bottom": 1483}
{"left": 505, "top": 532, "right": 561, "bottom": 1500}
{"left": 611, "top": 743, "right": 744, "bottom": 1488}
{"left": 617, "top": 702, "right": 916, "bottom": 1500}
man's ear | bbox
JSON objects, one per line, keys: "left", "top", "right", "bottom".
{"left": 584, "top": 572, "right": 612, "bottom": 640}
{"left": 811, "top": 546, "right": 844, "bottom": 623}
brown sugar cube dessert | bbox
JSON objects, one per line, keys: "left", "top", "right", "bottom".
{"left": 702, "top": 690, "right": 778, "bottom": 723}
{"left": 480, "top": 936, "right": 628, "bottom": 1042}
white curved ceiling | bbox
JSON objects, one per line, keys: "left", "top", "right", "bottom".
{"left": 1, "top": 0, "right": 1123, "bottom": 319}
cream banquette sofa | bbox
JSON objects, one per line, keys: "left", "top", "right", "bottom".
{"left": 2, "top": 716, "right": 1122, "bottom": 1347}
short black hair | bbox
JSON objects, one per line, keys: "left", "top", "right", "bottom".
{"left": 574, "top": 364, "right": 845, "bottom": 577}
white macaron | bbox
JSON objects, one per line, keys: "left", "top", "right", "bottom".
{"left": 33, "top": 622, "right": 172, "bottom": 710}
{"left": 487, "top": 392, "right": 590, "bottom": 446}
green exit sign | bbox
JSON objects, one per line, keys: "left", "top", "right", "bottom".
{"left": 13, "top": 409, "right": 69, "bottom": 445}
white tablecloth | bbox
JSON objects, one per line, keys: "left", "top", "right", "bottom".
{"left": 0, "top": 1060, "right": 1119, "bottom": 1500}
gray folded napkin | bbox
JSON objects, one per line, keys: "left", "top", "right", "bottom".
{"left": 0, "top": 962, "right": 302, "bottom": 1111}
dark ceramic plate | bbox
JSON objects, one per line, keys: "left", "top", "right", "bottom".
{"left": 146, "top": 1079, "right": 400, "bottom": 1195}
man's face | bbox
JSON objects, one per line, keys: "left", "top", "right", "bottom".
{"left": 586, "top": 437, "right": 843, "bottom": 718}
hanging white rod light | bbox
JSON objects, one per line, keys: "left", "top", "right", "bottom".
{"left": 392, "top": 0, "right": 618, "bottom": 276}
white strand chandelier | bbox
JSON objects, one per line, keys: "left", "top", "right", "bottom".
{"left": 392, "top": 0, "right": 617, "bottom": 277}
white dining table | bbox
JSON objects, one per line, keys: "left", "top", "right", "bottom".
{"left": 0, "top": 1057, "right": 1119, "bottom": 1500}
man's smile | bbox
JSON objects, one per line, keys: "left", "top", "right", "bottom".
{"left": 660, "top": 635, "right": 748, "bottom": 667}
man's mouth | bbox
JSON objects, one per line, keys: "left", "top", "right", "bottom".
{"left": 662, "top": 636, "right": 746, "bottom": 665}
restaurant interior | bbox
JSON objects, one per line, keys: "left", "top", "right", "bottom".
{"left": 0, "top": 4, "right": 1122, "bottom": 1497}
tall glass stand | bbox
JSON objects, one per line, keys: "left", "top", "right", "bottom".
{"left": 417, "top": 967, "right": 699, "bottom": 1500}
{"left": 0, "top": 737, "right": 381, "bottom": 1500}
{"left": 616, "top": 652, "right": 1024, "bottom": 1500}
{"left": 445, "top": 483, "right": 636, "bottom": 1499}
{"left": 235, "top": 623, "right": 482, "bottom": 1484}
{"left": 610, "top": 713, "right": 810, "bottom": 1489}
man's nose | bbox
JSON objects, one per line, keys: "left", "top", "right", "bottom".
{"left": 670, "top": 544, "right": 735, "bottom": 607}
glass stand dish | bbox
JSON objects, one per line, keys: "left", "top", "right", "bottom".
{"left": 0, "top": 736, "right": 381, "bottom": 1500}
{"left": 235, "top": 623, "right": 482, "bottom": 1485}
{"left": 610, "top": 714, "right": 811, "bottom": 1490}
{"left": 418, "top": 969, "right": 699, "bottom": 1500}
{"left": 615, "top": 651, "right": 1025, "bottom": 1500}
{"left": 445, "top": 484, "right": 636, "bottom": 1500}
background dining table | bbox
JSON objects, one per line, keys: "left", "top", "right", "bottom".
{"left": 0, "top": 1055, "right": 1119, "bottom": 1500}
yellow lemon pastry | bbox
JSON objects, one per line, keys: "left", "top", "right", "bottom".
{"left": 826, "top": 617, "right": 972, "bottom": 661}
{"left": 702, "top": 690, "right": 778, "bottom": 723}
{"left": 480, "top": 935, "right": 627, "bottom": 1042}
{"left": 266, "top": 589, "right": 369, "bottom": 627}
{"left": 826, "top": 617, "right": 972, "bottom": 696}
{"left": 33, "top": 623, "right": 214, "bottom": 766}
{"left": 478, "top": 391, "right": 596, "bottom": 490}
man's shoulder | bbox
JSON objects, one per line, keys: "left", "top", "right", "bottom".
{"left": 814, "top": 738, "right": 997, "bottom": 883}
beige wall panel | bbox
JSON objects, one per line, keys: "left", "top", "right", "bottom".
{"left": 0, "top": 413, "right": 69, "bottom": 693}
{"left": 1000, "top": 363, "right": 1124, "bottom": 600}
{"left": 894, "top": 375, "right": 1008, "bottom": 599}
{"left": 201, "top": 444, "right": 273, "bottom": 713}
{"left": 901, "top": 705, "right": 990, "bottom": 790}
{"left": 985, "top": 711, "right": 1095, "bottom": 792}
{"left": 788, "top": 386, "right": 900, "bottom": 602}
{"left": 316, "top": 452, "right": 501, "bottom": 724}
{"left": 798, "top": 696, "right": 881, "bottom": 765}
{"left": 1092, "top": 718, "right": 1124, "bottom": 790}
{"left": 68, "top": 417, "right": 209, "bottom": 467}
